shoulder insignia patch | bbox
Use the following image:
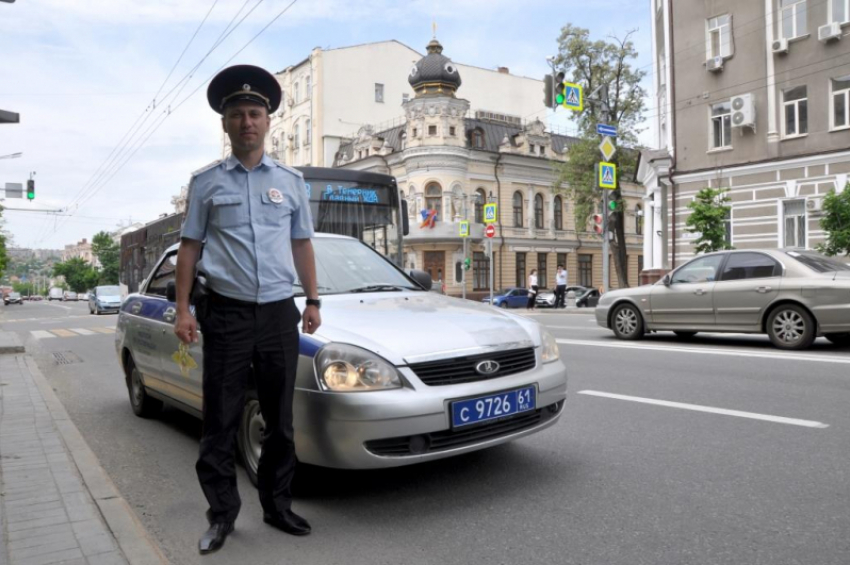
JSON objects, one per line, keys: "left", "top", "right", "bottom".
{"left": 190, "top": 159, "right": 224, "bottom": 180}
{"left": 273, "top": 160, "right": 304, "bottom": 178}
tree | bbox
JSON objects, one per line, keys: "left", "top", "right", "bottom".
{"left": 685, "top": 188, "right": 733, "bottom": 254}
{"left": 552, "top": 24, "right": 647, "bottom": 288}
{"left": 817, "top": 184, "right": 850, "bottom": 257}
{"left": 53, "top": 258, "right": 99, "bottom": 293}
{"left": 91, "top": 231, "right": 120, "bottom": 285}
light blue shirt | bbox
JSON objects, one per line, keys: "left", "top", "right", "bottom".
{"left": 180, "top": 153, "right": 314, "bottom": 304}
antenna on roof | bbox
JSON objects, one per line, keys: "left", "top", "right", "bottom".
{"left": 432, "top": 19, "right": 437, "bottom": 39}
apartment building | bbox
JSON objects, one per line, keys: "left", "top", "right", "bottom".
{"left": 644, "top": 0, "right": 850, "bottom": 270}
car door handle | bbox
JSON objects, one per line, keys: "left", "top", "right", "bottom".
{"left": 130, "top": 302, "right": 142, "bottom": 315}
{"left": 694, "top": 289, "right": 706, "bottom": 296}
{"left": 755, "top": 286, "right": 772, "bottom": 293}
{"left": 162, "top": 307, "right": 176, "bottom": 324}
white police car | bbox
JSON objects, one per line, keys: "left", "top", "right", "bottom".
{"left": 115, "top": 234, "right": 567, "bottom": 483}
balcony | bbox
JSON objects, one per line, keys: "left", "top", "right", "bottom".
{"left": 406, "top": 220, "right": 485, "bottom": 243}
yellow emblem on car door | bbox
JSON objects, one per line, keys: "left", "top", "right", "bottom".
{"left": 172, "top": 342, "right": 198, "bottom": 377}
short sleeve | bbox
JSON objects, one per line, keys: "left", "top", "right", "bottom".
{"left": 180, "top": 176, "right": 209, "bottom": 241}
{"left": 289, "top": 175, "right": 315, "bottom": 239}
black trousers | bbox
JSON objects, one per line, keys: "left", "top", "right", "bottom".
{"left": 526, "top": 286, "right": 538, "bottom": 309}
{"left": 555, "top": 285, "right": 566, "bottom": 308}
{"left": 195, "top": 291, "right": 301, "bottom": 523}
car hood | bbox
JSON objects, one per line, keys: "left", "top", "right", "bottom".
{"left": 598, "top": 284, "right": 653, "bottom": 303}
{"left": 97, "top": 295, "right": 122, "bottom": 302}
{"left": 309, "top": 292, "right": 541, "bottom": 366}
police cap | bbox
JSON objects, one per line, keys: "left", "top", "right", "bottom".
{"left": 207, "top": 64, "right": 281, "bottom": 114}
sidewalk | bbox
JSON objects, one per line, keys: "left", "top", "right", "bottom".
{"left": 0, "top": 331, "right": 168, "bottom": 565}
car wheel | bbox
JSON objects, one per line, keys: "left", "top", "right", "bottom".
{"left": 825, "top": 333, "right": 850, "bottom": 347}
{"left": 673, "top": 331, "right": 698, "bottom": 340}
{"left": 499, "top": 302, "right": 508, "bottom": 309}
{"left": 125, "top": 357, "right": 162, "bottom": 418}
{"left": 237, "top": 389, "right": 262, "bottom": 488}
{"left": 95, "top": 307, "right": 101, "bottom": 316}
{"left": 611, "top": 303, "right": 644, "bottom": 340}
{"left": 767, "top": 305, "right": 816, "bottom": 350}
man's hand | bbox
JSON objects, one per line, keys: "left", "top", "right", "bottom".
{"left": 302, "top": 305, "right": 321, "bottom": 335}
{"left": 174, "top": 310, "right": 199, "bottom": 344}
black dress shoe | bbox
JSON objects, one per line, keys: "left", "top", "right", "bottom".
{"left": 263, "top": 509, "right": 311, "bottom": 536}
{"left": 199, "top": 521, "right": 234, "bottom": 554}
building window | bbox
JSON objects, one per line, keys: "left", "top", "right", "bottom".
{"left": 305, "top": 119, "right": 311, "bottom": 145}
{"left": 294, "top": 82, "right": 300, "bottom": 104}
{"left": 706, "top": 14, "right": 732, "bottom": 59}
{"left": 293, "top": 124, "right": 300, "bottom": 149}
{"left": 710, "top": 101, "right": 732, "bottom": 149}
{"left": 831, "top": 75, "right": 850, "bottom": 130}
{"left": 428, "top": 125, "right": 437, "bottom": 136}
{"left": 537, "top": 253, "right": 548, "bottom": 289}
{"left": 305, "top": 76, "right": 311, "bottom": 100}
{"left": 449, "top": 126, "right": 456, "bottom": 136}
{"left": 539, "top": 146, "right": 546, "bottom": 156}
{"left": 425, "top": 183, "right": 442, "bottom": 219}
{"left": 534, "top": 194, "right": 544, "bottom": 229}
{"left": 400, "top": 131, "right": 407, "bottom": 150}
{"left": 375, "top": 83, "right": 384, "bottom": 103}
{"left": 513, "top": 192, "right": 523, "bottom": 228}
{"left": 578, "top": 254, "right": 593, "bottom": 287}
{"left": 515, "top": 252, "right": 526, "bottom": 288}
{"left": 528, "top": 143, "right": 535, "bottom": 154}
{"left": 635, "top": 205, "right": 643, "bottom": 235}
{"left": 782, "top": 86, "right": 808, "bottom": 138}
{"left": 473, "top": 252, "right": 490, "bottom": 290}
{"left": 783, "top": 199, "right": 806, "bottom": 248}
{"left": 474, "top": 188, "right": 486, "bottom": 224}
{"left": 471, "top": 128, "right": 485, "bottom": 149}
{"left": 554, "top": 196, "right": 563, "bottom": 230}
{"left": 638, "top": 255, "right": 644, "bottom": 275}
{"left": 724, "top": 208, "right": 732, "bottom": 246}
{"left": 780, "top": 0, "right": 807, "bottom": 39}
{"left": 832, "top": 0, "right": 849, "bottom": 23}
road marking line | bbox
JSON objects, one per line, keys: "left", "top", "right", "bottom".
{"left": 70, "top": 328, "right": 95, "bottom": 336}
{"left": 577, "top": 390, "right": 829, "bottom": 429}
{"left": 50, "top": 329, "right": 78, "bottom": 337}
{"left": 90, "top": 327, "right": 115, "bottom": 334}
{"left": 30, "top": 330, "right": 57, "bottom": 339}
{"left": 556, "top": 338, "right": 850, "bottom": 365}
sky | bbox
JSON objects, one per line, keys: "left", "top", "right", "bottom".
{"left": 0, "top": 0, "right": 653, "bottom": 250}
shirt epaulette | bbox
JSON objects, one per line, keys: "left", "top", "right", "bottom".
{"left": 273, "top": 160, "right": 304, "bottom": 178}
{"left": 190, "top": 159, "right": 224, "bottom": 180}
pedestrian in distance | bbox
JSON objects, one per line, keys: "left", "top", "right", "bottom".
{"left": 555, "top": 264, "right": 568, "bottom": 308}
{"left": 527, "top": 269, "right": 538, "bottom": 310}
{"left": 173, "top": 64, "right": 322, "bottom": 555}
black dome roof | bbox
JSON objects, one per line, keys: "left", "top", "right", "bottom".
{"left": 408, "top": 38, "right": 461, "bottom": 95}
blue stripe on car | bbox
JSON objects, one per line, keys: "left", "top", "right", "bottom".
{"left": 300, "top": 335, "right": 322, "bottom": 358}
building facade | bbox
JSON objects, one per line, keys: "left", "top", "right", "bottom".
{"left": 335, "top": 39, "right": 644, "bottom": 297}
{"left": 647, "top": 0, "right": 850, "bottom": 270}
{"left": 61, "top": 238, "right": 95, "bottom": 265}
{"left": 222, "top": 40, "right": 549, "bottom": 168}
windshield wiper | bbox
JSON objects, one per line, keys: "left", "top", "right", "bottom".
{"left": 347, "top": 284, "right": 417, "bottom": 293}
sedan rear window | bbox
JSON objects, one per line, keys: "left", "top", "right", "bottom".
{"left": 785, "top": 251, "right": 850, "bottom": 273}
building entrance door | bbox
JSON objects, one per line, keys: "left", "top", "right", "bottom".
{"left": 423, "top": 251, "right": 445, "bottom": 283}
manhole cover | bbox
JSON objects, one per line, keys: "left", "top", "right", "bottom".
{"left": 52, "top": 351, "right": 83, "bottom": 365}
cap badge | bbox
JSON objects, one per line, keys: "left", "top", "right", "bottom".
{"left": 268, "top": 188, "right": 284, "bottom": 204}
{"left": 243, "top": 83, "right": 251, "bottom": 91}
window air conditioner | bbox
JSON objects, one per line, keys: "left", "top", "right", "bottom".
{"left": 706, "top": 56, "right": 724, "bottom": 72}
{"left": 806, "top": 197, "right": 824, "bottom": 213}
{"left": 818, "top": 22, "right": 842, "bottom": 43}
{"left": 730, "top": 93, "right": 756, "bottom": 128}
{"left": 772, "top": 38, "right": 789, "bottom": 54}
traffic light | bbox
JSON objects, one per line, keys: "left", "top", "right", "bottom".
{"left": 608, "top": 199, "right": 620, "bottom": 212}
{"left": 463, "top": 257, "right": 471, "bottom": 271}
{"left": 554, "top": 72, "right": 566, "bottom": 106}
{"left": 26, "top": 179, "right": 34, "bottom": 200}
{"left": 592, "top": 214, "right": 604, "bottom": 235}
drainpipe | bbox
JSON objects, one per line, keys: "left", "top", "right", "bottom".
{"left": 668, "top": 0, "right": 678, "bottom": 269}
{"left": 495, "top": 153, "right": 505, "bottom": 291}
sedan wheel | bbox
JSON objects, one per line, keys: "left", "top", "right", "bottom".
{"left": 126, "top": 359, "right": 162, "bottom": 418}
{"left": 237, "top": 391, "right": 263, "bottom": 488}
{"left": 612, "top": 304, "right": 643, "bottom": 340}
{"left": 499, "top": 302, "right": 508, "bottom": 309}
{"left": 767, "top": 305, "right": 815, "bottom": 350}
{"left": 825, "top": 333, "right": 850, "bottom": 347}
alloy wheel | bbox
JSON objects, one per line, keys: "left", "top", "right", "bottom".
{"left": 615, "top": 307, "right": 638, "bottom": 336}
{"left": 242, "top": 399, "right": 265, "bottom": 478}
{"left": 772, "top": 310, "right": 806, "bottom": 344}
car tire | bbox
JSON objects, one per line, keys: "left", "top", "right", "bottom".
{"left": 125, "top": 357, "right": 162, "bottom": 418}
{"left": 611, "top": 303, "right": 644, "bottom": 341}
{"left": 499, "top": 302, "right": 508, "bottom": 309}
{"left": 673, "top": 331, "right": 698, "bottom": 340}
{"left": 767, "top": 304, "right": 816, "bottom": 350}
{"left": 95, "top": 307, "right": 101, "bottom": 316}
{"left": 237, "top": 389, "right": 262, "bottom": 488}
{"left": 825, "top": 333, "right": 850, "bottom": 347}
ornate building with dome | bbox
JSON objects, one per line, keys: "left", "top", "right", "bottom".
{"left": 334, "top": 38, "right": 645, "bottom": 297}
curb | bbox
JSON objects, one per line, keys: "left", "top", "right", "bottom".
{"left": 0, "top": 331, "right": 24, "bottom": 355}
{"left": 23, "top": 356, "right": 170, "bottom": 565}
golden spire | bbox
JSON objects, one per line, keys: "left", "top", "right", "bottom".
{"left": 432, "top": 19, "right": 437, "bottom": 39}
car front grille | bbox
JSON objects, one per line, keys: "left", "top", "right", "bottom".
{"left": 364, "top": 401, "right": 563, "bottom": 457}
{"left": 408, "top": 347, "right": 536, "bottom": 386}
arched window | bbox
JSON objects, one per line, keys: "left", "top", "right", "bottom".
{"left": 554, "top": 195, "right": 563, "bottom": 230}
{"left": 474, "top": 188, "right": 487, "bottom": 223}
{"left": 425, "top": 183, "right": 442, "bottom": 219}
{"left": 534, "top": 193, "right": 544, "bottom": 229}
{"left": 305, "top": 76, "right": 311, "bottom": 100}
{"left": 513, "top": 191, "right": 523, "bottom": 227}
{"left": 305, "top": 119, "right": 312, "bottom": 145}
{"left": 636, "top": 205, "right": 643, "bottom": 235}
{"left": 294, "top": 82, "right": 300, "bottom": 104}
{"left": 293, "top": 124, "right": 300, "bottom": 148}
{"left": 471, "top": 128, "right": 485, "bottom": 149}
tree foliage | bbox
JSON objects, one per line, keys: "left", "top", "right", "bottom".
{"left": 53, "top": 257, "right": 99, "bottom": 293}
{"left": 685, "top": 188, "right": 733, "bottom": 254}
{"left": 92, "top": 231, "right": 120, "bottom": 285}
{"left": 552, "top": 24, "right": 647, "bottom": 287}
{"left": 817, "top": 184, "right": 850, "bottom": 258}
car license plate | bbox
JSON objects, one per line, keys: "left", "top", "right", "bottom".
{"left": 451, "top": 386, "right": 536, "bottom": 428}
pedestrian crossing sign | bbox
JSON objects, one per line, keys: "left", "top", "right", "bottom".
{"left": 599, "top": 162, "right": 617, "bottom": 189}
{"left": 484, "top": 203, "right": 498, "bottom": 224}
{"left": 563, "top": 83, "right": 583, "bottom": 111}
{"left": 459, "top": 220, "right": 470, "bottom": 237}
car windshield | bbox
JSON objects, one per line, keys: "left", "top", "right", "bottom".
{"left": 294, "top": 238, "right": 422, "bottom": 295}
{"left": 785, "top": 251, "right": 850, "bottom": 273}
{"left": 97, "top": 286, "right": 121, "bottom": 295}
{"left": 9, "top": 293, "right": 20, "bottom": 298}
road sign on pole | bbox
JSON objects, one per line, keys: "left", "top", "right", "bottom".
{"left": 459, "top": 221, "right": 470, "bottom": 237}
{"left": 484, "top": 224, "right": 496, "bottom": 238}
{"left": 563, "top": 83, "right": 583, "bottom": 111}
{"left": 596, "top": 124, "right": 617, "bottom": 137}
{"left": 3, "top": 182, "right": 23, "bottom": 198}
{"left": 599, "top": 136, "right": 616, "bottom": 161}
{"left": 483, "top": 203, "right": 498, "bottom": 224}
{"left": 599, "top": 162, "right": 617, "bottom": 190}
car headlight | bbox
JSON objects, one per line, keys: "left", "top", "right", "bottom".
{"left": 315, "top": 343, "right": 402, "bottom": 392}
{"left": 540, "top": 329, "right": 560, "bottom": 364}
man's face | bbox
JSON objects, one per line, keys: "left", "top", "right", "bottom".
{"left": 222, "top": 101, "right": 270, "bottom": 153}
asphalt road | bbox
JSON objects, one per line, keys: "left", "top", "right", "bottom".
{"left": 3, "top": 300, "right": 849, "bottom": 565}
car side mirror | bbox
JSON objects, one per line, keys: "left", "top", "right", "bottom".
{"left": 401, "top": 199, "right": 410, "bottom": 236}
{"left": 408, "top": 269, "right": 432, "bottom": 291}
{"left": 662, "top": 275, "right": 671, "bottom": 287}
{"left": 166, "top": 281, "right": 177, "bottom": 302}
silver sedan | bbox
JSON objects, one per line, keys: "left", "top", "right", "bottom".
{"left": 115, "top": 234, "right": 568, "bottom": 484}
{"left": 596, "top": 249, "right": 850, "bottom": 350}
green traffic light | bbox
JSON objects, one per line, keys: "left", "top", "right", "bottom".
{"left": 26, "top": 179, "right": 35, "bottom": 200}
{"left": 555, "top": 93, "right": 565, "bottom": 104}
{"left": 609, "top": 200, "right": 618, "bottom": 211}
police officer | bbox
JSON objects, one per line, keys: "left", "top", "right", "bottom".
{"left": 174, "top": 64, "right": 321, "bottom": 554}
